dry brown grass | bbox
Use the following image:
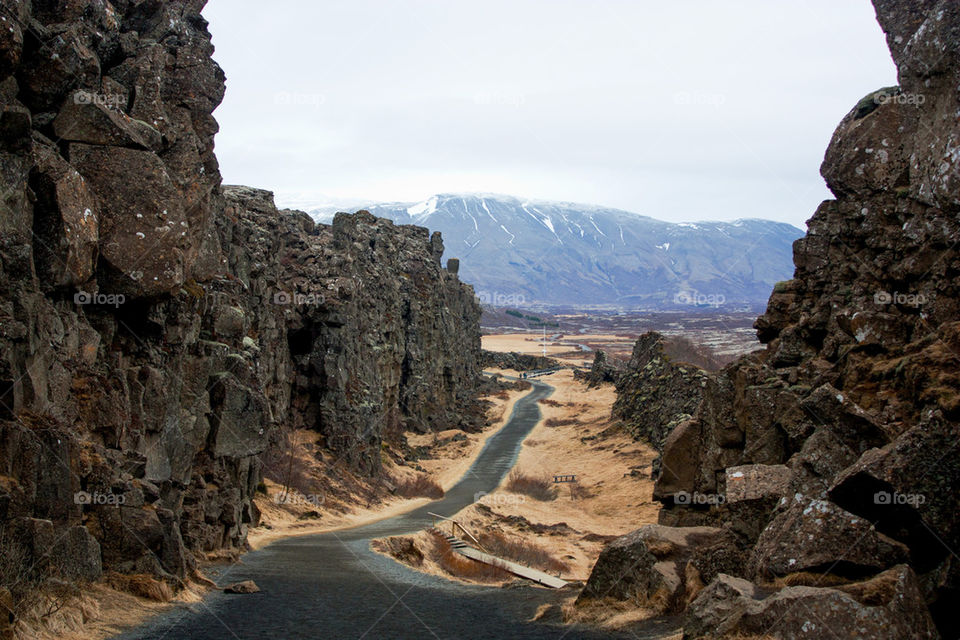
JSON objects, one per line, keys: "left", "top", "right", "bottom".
{"left": 101, "top": 572, "right": 173, "bottom": 602}
{"left": 476, "top": 530, "right": 569, "bottom": 574}
{"left": 504, "top": 469, "right": 558, "bottom": 501}
{"left": 768, "top": 571, "right": 852, "bottom": 589}
{"left": 544, "top": 417, "right": 578, "bottom": 428}
{"left": 427, "top": 530, "right": 511, "bottom": 582}
{"left": 394, "top": 474, "right": 444, "bottom": 499}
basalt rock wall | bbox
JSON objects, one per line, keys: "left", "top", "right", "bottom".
{"left": 582, "top": 1, "right": 960, "bottom": 637}
{"left": 0, "top": 0, "right": 480, "bottom": 588}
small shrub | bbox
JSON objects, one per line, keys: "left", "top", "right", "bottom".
{"left": 544, "top": 417, "right": 577, "bottom": 428}
{"left": 394, "top": 474, "right": 444, "bottom": 499}
{"left": 505, "top": 470, "right": 557, "bottom": 501}
{"left": 476, "top": 531, "right": 569, "bottom": 574}
{"left": 569, "top": 483, "right": 593, "bottom": 500}
{"left": 103, "top": 571, "right": 173, "bottom": 602}
{"left": 428, "top": 530, "right": 511, "bottom": 582}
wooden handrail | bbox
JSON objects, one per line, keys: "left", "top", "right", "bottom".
{"left": 428, "top": 512, "right": 487, "bottom": 552}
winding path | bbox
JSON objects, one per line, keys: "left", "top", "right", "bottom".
{"left": 115, "top": 381, "right": 665, "bottom": 639}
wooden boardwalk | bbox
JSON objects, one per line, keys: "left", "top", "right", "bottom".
{"left": 442, "top": 534, "right": 568, "bottom": 589}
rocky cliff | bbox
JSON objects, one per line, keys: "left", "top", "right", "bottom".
{"left": 580, "top": 1, "right": 959, "bottom": 637}
{"left": 0, "top": 0, "right": 480, "bottom": 607}
{"left": 611, "top": 332, "right": 709, "bottom": 453}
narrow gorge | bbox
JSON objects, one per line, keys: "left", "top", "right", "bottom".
{"left": 0, "top": 0, "right": 957, "bottom": 639}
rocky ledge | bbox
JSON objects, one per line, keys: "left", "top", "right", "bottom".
{"left": 579, "top": 1, "right": 960, "bottom": 638}
{"left": 0, "top": 0, "right": 481, "bottom": 611}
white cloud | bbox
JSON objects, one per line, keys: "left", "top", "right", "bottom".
{"left": 204, "top": 0, "right": 895, "bottom": 227}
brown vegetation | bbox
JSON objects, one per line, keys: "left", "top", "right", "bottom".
{"left": 504, "top": 469, "right": 558, "bottom": 501}
{"left": 101, "top": 572, "right": 173, "bottom": 602}
{"left": 259, "top": 424, "right": 321, "bottom": 503}
{"left": 394, "top": 474, "right": 445, "bottom": 499}
{"left": 427, "top": 530, "right": 511, "bottom": 581}
{"left": 476, "top": 531, "right": 569, "bottom": 574}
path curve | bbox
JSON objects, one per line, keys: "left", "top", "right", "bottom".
{"left": 115, "top": 381, "right": 661, "bottom": 639}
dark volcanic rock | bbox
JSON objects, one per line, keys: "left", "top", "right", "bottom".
{"left": 576, "top": 524, "right": 732, "bottom": 614}
{"left": 0, "top": 0, "right": 482, "bottom": 590}
{"left": 748, "top": 495, "right": 910, "bottom": 580}
{"left": 588, "top": 1, "right": 960, "bottom": 635}
{"left": 573, "top": 349, "right": 621, "bottom": 387}
{"left": 480, "top": 349, "right": 558, "bottom": 372}
{"left": 223, "top": 580, "right": 259, "bottom": 594}
{"left": 684, "top": 566, "right": 938, "bottom": 640}
{"left": 612, "top": 332, "right": 708, "bottom": 454}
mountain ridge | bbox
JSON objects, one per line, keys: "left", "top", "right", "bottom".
{"left": 305, "top": 193, "right": 804, "bottom": 308}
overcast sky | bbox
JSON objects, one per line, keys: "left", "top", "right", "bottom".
{"left": 203, "top": 0, "right": 896, "bottom": 229}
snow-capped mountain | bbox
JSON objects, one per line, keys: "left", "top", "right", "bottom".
{"left": 307, "top": 194, "right": 803, "bottom": 308}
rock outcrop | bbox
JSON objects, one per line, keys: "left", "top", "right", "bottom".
{"left": 0, "top": 0, "right": 481, "bottom": 601}
{"left": 612, "top": 332, "right": 709, "bottom": 454}
{"left": 583, "top": 1, "right": 959, "bottom": 637}
{"left": 479, "top": 349, "right": 557, "bottom": 372}
{"left": 572, "top": 349, "right": 621, "bottom": 387}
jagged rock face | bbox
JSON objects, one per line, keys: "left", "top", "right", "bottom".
{"left": 479, "top": 349, "right": 557, "bottom": 372}
{"left": 221, "top": 189, "right": 482, "bottom": 473}
{"left": 612, "top": 332, "right": 708, "bottom": 454}
{"left": 0, "top": 0, "right": 481, "bottom": 589}
{"left": 572, "top": 349, "right": 620, "bottom": 387}
{"left": 590, "top": 1, "right": 959, "bottom": 636}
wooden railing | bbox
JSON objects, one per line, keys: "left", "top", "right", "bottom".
{"left": 428, "top": 512, "right": 487, "bottom": 552}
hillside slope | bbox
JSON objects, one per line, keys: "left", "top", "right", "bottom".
{"left": 311, "top": 194, "right": 803, "bottom": 308}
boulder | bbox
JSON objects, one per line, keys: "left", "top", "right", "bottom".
{"left": 829, "top": 414, "right": 960, "bottom": 571}
{"left": 749, "top": 495, "right": 909, "bottom": 580}
{"left": 223, "top": 580, "right": 259, "bottom": 594}
{"left": 685, "top": 565, "right": 938, "bottom": 640}
{"left": 69, "top": 143, "right": 189, "bottom": 298}
{"left": 798, "top": 384, "right": 888, "bottom": 452}
{"left": 51, "top": 525, "right": 102, "bottom": 581}
{"left": 787, "top": 427, "right": 859, "bottom": 498}
{"left": 725, "top": 464, "right": 793, "bottom": 503}
{"left": 682, "top": 574, "right": 765, "bottom": 639}
{"left": 653, "top": 419, "right": 703, "bottom": 500}
{"left": 53, "top": 91, "right": 162, "bottom": 150}
{"left": 576, "top": 524, "right": 728, "bottom": 614}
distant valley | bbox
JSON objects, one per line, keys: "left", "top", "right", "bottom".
{"left": 307, "top": 194, "right": 803, "bottom": 309}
